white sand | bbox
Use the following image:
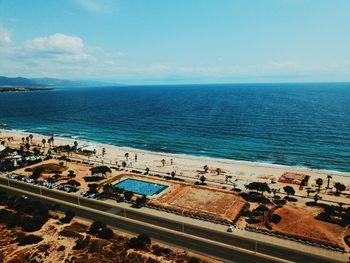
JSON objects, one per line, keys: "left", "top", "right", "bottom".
{"left": 1, "top": 129, "right": 350, "bottom": 200}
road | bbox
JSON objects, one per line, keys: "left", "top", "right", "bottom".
{"left": 0, "top": 177, "right": 346, "bottom": 263}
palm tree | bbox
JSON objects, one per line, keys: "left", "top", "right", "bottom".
{"left": 25, "top": 142, "right": 30, "bottom": 152}
{"left": 171, "top": 171, "right": 176, "bottom": 180}
{"left": 102, "top": 147, "right": 106, "bottom": 157}
{"left": 313, "top": 194, "right": 320, "bottom": 203}
{"left": 125, "top": 153, "right": 129, "bottom": 161}
{"left": 50, "top": 136, "right": 54, "bottom": 146}
{"left": 161, "top": 159, "right": 166, "bottom": 167}
{"left": 67, "top": 170, "right": 76, "bottom": 179}
{"left": 203, "top": 165, "right": 209, "bottom": 173}
{"left": 326, "top": 175, "right": 332, "bottom": 189}
{"left": 200, "top": 175, "right": 206, "bottom": 184}
{"left": 315, "top": 178, "right": 323, "bottom": 192}
{"left": 41, "top": 138, "right": 46, "bottom": 148}
{"left": 47, "top": 138, "right": 52, "bottom": 148}
{"left": 29, "top": 134, "right": 33, "bottom": 144}
{"left": 21, "top": 137, "right": 25, "bottom": 144}
{"left": 73, "top": 141, "right": 78, "bottom": 152}
{"left": 306, "top": 189, "right": 311, "bottom": 197}
{"left": 216, "top": 168, "right": 221, "bottom": 175}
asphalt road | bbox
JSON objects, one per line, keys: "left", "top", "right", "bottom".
{"left": 0, "top": 177, "right": 346, "bottom": 263}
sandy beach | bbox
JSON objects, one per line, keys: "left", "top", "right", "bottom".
{"left": 1, "top": 129, "right": 350, "bottom": 202}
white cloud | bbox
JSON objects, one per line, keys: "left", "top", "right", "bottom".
{"left": 0, "top": 26, "right": 12, "bottom": 47}
{"left": 20, "top": 33, "right": 94, "bottom": 62}
{"left": 25, "top": 33, "right": 83, "bottom": 53}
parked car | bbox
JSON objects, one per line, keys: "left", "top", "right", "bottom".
{"left": 227, "top": 225, "right": 234, "bottom": 232}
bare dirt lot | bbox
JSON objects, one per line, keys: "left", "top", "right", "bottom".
{"left": 271, "top": 205, "right": 350, "bottom": 248}
{"left": 152, "top": 183, "right": 246, "bottom": 221}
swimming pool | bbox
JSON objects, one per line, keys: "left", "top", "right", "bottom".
{"left": 114, "top": 178, "right": 168, "bottom": 196}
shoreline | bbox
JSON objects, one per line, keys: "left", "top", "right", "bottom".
{"left": 2, "top": 128, "right": 350, "bottom": 179}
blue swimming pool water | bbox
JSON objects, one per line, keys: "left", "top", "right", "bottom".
{"left": 114, "top": 178, "right": 168, "bottom": 196}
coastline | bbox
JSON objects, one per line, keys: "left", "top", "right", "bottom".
{"left": 2, "top": 128, "right": 350, "bottom": 191}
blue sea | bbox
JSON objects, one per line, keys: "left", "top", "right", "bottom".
{"left": 1, "top": 83, "right": 350, "bottom": 172}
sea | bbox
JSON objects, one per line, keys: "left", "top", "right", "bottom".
{"left": 0, "top": 83, "right": 350, "bottom": 172}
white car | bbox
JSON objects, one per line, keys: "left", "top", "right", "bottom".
{"left": 227, "top": 225, "right": 234, "bottom": 232}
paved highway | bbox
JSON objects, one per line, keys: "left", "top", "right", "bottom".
{"left": 0, "top": 177, "right": 346, "bottom": 263}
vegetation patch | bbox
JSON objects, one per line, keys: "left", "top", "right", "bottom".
{"left": 27, "top": 163, "right": 67, "bottom": 174}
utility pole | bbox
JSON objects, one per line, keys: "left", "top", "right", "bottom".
{"left": 255, "top": 239, "right": 258, "bottom": 254}
{"left": 77, "top": 195, "right": 80, "bottom": 206}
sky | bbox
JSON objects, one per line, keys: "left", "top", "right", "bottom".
{"left": 0, "top": 0, "right": 349, "bottom": 84}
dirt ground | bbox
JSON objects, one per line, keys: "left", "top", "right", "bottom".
{"left": 271, "top": 204, "right": 350, "bottom": 248}
{"left": 13, "top": 159, "right": 113, "bottom": 190}
{"left": 0, "top": 216, "right": 218, "bottom": 263}
{"left": 152, "top": 183, "right": 246, "bottom": 221}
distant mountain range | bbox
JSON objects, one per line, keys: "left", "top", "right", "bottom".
{"left": 0, "top": 76, "right": 120, "bottom": 88}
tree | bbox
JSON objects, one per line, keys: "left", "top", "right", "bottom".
{"left": 25, "top": 142, "right": 30, "bottom": 152}
{"left": 283, "top": 186, "right": 295, "bottom": 196}
{"left": 33, "top": 148, "right": 41, "bottom": 156}
{"left": 203, "top": 165, "right": 208, "bottom": 173}
{"left": 90, "top": 166, "right": 112, "bottom": 177}
{"left": 334, "top": 182, "right": 346, "bottom": 196}
{"left": 66, "top": 179, "right": 80, "bottom": 187}
{"left": 326, "top": 175, "right": 332, "bottom": 189}
{"left": 102, "top": 147, "right": 106, "bottom": 157}
{"left": 88, "top": 183, "right": 99, "bottom": 193}
{"left": 97, "top": 227, "right": 114, "bottom": 239}
{"left": 67, "top": 170, "right": 76, "bottom": 179}
{"left": 135, "top": 195, "right": 148, "bottom": 207}
{"left": 50, "top": 136, "right": 54, "bottom": 146}
{"left": 200, "top": 175, "right": 206, "bottom": 184}
{"left": 171, "top": 171, "right": 176, "bottom": 180}
{"left": 313, "top": 194, "right": 320, "bottom": 203}
{"left": 124, "top": 191, "right": 134, "bottom": 201}
{"left": 60, "top": 210, "right": 75, "bottom": 224}
{"left": 41, "top": 138, "right": 46, "bottom": 148}
{"left": 21, "top": 137, "right": 25, "bottom": 144}
{"left": 31, "top": 168, "right": 43, "bottom": 180}
{"left": 245, "top": 182, "right": 271, "bottom": 195}
{"left": 315, "top": 178, "right": 323, "bottom": 192}
{"left": 102, "top": 183, "right": 114, "bottom": 198}
{"left": 29, "top": 134, "right": 33, "bottom": 144}
{"left": 73, "top": 141, "right": 78, "bottom": 152}
{"left": 52, "top": 174, "right": 62, "bottom": 181}
{"left": 125, "top": 152, "right": 129, "bottom": 161}
{"left": 89, "top": 221, "right": 106, "bottom": 234}
{"left": 216, "top": 168, "right": 221, "bottom": 175}
{"left": 128, "top": 234, "right": 151, "bottom": 250}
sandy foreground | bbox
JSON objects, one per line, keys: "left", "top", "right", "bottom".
{"left": 1, "top": 129, "right": 350, "bottom": 201}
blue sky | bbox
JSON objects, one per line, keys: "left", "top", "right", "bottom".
{"left": 0, "top": 0, "right": 349, "bottom": 84}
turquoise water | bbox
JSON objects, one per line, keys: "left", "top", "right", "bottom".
{"left": 0, "top": 83, "right": 350, "bottom": 172}
{"left": 114, "top": 178, "right": 168, "bottom": 196}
